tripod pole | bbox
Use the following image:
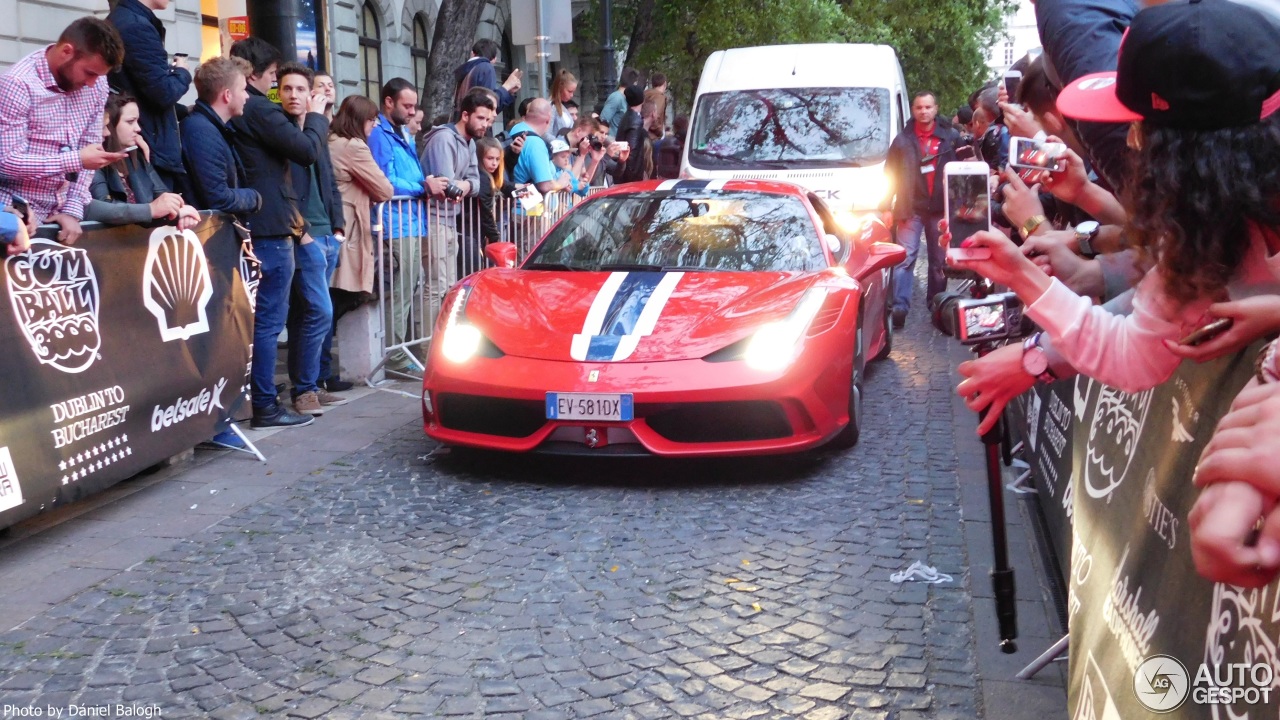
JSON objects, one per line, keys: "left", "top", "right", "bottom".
{"left": 979, "top": 400, "right": 1018, "bottom": 653}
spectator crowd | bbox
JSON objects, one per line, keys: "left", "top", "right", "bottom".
{"left": 875, "top": 0, "right": 1280, "bottom": 587}
{"left": 0, "top": 2, "right": 686, "bottom": 437}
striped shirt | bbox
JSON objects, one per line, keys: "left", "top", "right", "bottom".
{"left": 0, "top": 48, "right": 109, "bottom": 222}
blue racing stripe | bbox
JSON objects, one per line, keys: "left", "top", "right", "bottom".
{"left": 673, "top": 179, "right": 711, "bottom": 192}
{"left": 583, "top": 272, "right": 664, "bottom": 361}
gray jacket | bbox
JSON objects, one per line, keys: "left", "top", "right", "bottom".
{"left": 419, "top": 123, "right": 480, "bottom": 220}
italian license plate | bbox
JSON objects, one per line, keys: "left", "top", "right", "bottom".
{"left": 546, "top": 392, "right": 634, "bottom": 421}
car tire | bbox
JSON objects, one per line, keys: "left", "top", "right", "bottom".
{"left": 873, "top": 276, "right": 894, "bottom": 361}
{"left": 828, "top": 324, "right": 864, "bottom": 450}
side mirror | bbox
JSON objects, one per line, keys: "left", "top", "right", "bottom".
{"left": 484, "top": 242, "right": 518, "bottom": 268}
{"left": 866, "top": 241, "right": 906, "bottom": 274}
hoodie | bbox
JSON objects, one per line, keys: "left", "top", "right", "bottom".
{"left": 419, "top": 123, "right": 481, "bottom": 220}
{"left": 453, "top": 57, "right": 514, "bottom": 114}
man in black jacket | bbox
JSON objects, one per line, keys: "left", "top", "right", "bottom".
{"left": 229, "top": 37, "right": 328, "bottom": 429}
{"left": 615, "top": 85, "right": 648, "bottom": 184}
{"left": 882, "top": 90, "right": 960, "bottom": 328}
{"left": 277, "top": 62, "right": 350, "bottom": 406}
{"left": 107, "top": 0, "right": 192, "bottom": 193}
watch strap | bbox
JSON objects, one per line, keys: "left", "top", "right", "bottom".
{"left": 1020, "top": 214, "right": 1048, "bottom": 241}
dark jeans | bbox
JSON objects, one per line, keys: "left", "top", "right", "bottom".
{"left": 250, "top": 238, "right": 294, "bottom": 411}
{"left": 286, "top": 235, "right": 338, "bottom": 395}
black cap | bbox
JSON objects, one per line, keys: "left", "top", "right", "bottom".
{"left": 623, "top": 84, "right": 645, "bottom": 108}
{"left": 1056, "top": 0, "right": 1280, "bottom": 130}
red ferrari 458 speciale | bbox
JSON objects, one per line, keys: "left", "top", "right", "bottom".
{"left": 421, "top": 179, "right": 905, "bottom": 456}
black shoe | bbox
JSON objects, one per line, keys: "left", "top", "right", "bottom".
{"left": 322, "top": 377, "right": 354, "bottom": 392}
{"left": 892, "top": 308, "right": 907, "bottom": 329}
{"left": 251, "top": 403, "right": 315, "bottom": 429}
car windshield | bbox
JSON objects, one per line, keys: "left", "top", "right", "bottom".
{"left": 687, "top": 87, "right": 891, "bottom": 170}
{"left": 524, "top": 191, "right": 826, "bottom": 273}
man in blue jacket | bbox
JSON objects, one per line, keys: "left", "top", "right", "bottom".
{"left": 107, "top": 0, "right": 192, "bottom": 193}
{"left": 369, "top": 77, "right": 447, "bottom": 372}
{"left": 452, "top": 39, "right": 521, "bottom": 117}
{"left": 181, "top": 56, "right": 260, "bottom": 220}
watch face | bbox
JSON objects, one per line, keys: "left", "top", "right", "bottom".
{"left": 1022, "top": 346, "right": 1049, "bottom": 376}
{"left": 1076, "top": 220, "right": 1099, "bottom": 235}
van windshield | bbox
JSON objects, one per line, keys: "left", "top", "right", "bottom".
{"left": 687, "top": 87, "right": 891, "bottom": 170}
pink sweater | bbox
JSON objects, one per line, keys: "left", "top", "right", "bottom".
{"left": 1026, "top": 226, "right": 1280, "bottom": 393}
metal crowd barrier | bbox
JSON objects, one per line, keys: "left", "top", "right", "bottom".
{"left": 369, "top": 189, "right": 586, "bottom": 380}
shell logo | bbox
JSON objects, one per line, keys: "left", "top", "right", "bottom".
{"left": 142, "top": 227, "right": 213, "bottom": 342}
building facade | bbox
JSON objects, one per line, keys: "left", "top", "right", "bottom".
{"left": 986, "top": 0, "right": 1040, "bottom": 75}
{"left": 0, "top": 0, "right": 518, "bottom": 110}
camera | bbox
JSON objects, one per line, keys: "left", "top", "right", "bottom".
{"left": 443, "top": 182, "right": 465, "bottom": 200}
{"left": 932, "top": 290, "right": 1027, "bottom": 345}
{"left": 588, "top": 136, "right": 605, "bottom": 152}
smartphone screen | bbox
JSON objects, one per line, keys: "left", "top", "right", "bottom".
{"left": 1009, "top": 137, "right": 1067, "bottom": 183}
{"left": 1004, "top": 71, "right": 1022, "bottom": 102}
{"left": 945, "top": 164, "right": 991, "bottom": 248}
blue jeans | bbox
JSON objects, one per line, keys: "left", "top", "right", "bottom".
{"left": 251, "top": 239, "right": 295, "bottom": 411}
{"left": 285, "top": 236, "right": 336, "bottom": 395}
{"left": 892, "top": 214, "right": 947, "bottom": 314}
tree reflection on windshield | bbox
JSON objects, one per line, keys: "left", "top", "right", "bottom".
{"left": 688, "top": 87, "right": 890, "bottom": 170}
{"left": 525, "top": 191, "right": 825, "bottom": 273}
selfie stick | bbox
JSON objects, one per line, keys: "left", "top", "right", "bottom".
{"left": 968, "top": 282, "right": 1018, "bottom": 655}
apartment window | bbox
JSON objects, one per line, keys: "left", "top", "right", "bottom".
{"left": 1003, "top": 40, "right": 1015, "bottom": 67}
{"left": 412, "top": 14, "right": 431, "bottom": 93}
{"left": 359, "top": 2, "right": 383, "bottom": 101}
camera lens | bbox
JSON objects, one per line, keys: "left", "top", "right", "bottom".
{"left": 931, "top": 291, "right": 967, "bottom": 338}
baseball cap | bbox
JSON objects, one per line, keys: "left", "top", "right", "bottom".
{"left": 549, "top": 138, "right": 571, "bottom": 155}
{"left": 1056, "top": 0, "right": 1280, "bottom": 131}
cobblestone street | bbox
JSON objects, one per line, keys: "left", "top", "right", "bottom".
{"left": 0, "top": 306, "right": 1068, "bottom": 719}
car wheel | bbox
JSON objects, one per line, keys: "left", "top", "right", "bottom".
{"left": 873, "top": 276, "right": 894, "bottom": 361}
{"left": 828, "top": 324, "right": 864, "bottom": 450}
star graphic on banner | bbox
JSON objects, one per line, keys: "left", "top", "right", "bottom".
{"left": 99, "top": 443, "right": 106, "bottom": 454}
{"left": 108, "top": 438, "right": 116, "bottom": 448}
{"left": 126, "top": 447, "right": 132, "bottom": 456}
{"left": 95, "top": 460, "right": 103, "bottom": 470}
{"left": 61, "top": 475, "right": 68, "bottom": 485}
{"left": 122, "top": 434, "right": 128, "bottom": 442}
{"left": 59, "top": 460, "right": 66, "bottom": 471}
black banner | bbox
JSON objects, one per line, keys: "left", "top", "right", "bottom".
{"left": 0, "top": 215, "right": 253, "bottom": 530}
{"left": 1013, "top": 348, "right": 1280, "bottom": 717}
{"left": 1007, "top": 381, "right": 1076, "bottom": 584}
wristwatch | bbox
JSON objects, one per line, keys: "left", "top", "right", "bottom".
{"left": 1021, "top": 332, "right": 1057, "bottom": 383}
{"left": 1020, "top": 214, "right": 1048, "bottom": 241}
{"left": 1074, "top": 220, "right": 1100, "bottom": 258}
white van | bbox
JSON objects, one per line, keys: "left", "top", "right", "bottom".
{"left": 681, "top": 43, "right": 908, "bottom": 226}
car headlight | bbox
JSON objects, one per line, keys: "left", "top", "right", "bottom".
{"left": 744, "top": 288, "right": 829, "bottom": 371}
{"left": 440, "top": 287, "right": 482, "bottom": 363}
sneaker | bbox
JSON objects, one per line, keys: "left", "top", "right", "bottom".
{"left": 251, "top": 403, "right": 315, "bottom": 429}
{"left": 293, "top": 391, "right": 324, "bottom": 416}
{"left": 317, "top": 388, "right": 349, "bottom": 406}
{"left": 322, "top": 377, "right": 354, "bottom": 392}
{"left": 207, "top": 428, "right": 246, "bottom": 449}
{"left": 386, "top": 351, "right": 420, "bottom": 373}
{"left": 892, "top": 308, "right": 907, "bottom": 329}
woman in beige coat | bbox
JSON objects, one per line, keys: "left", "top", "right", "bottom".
{"left": 329, "top": 95, "right": 395, "bottom": 301}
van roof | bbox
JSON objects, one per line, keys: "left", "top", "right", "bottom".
{"left": 697, "top": 44, "right": 901, "bottom": 94}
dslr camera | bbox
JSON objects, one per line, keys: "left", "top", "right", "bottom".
{"left": 588, "top": 135, "right": 605, "bottom": 152}
{"left": 443, "top": 182, "right": 465, "bottom": 200}
{"left": 932, "top": 291, "right": 1027, "bottom": 346}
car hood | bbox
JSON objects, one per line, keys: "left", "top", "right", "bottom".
{"left": 463, "top": 269, "right": 843, "bottom": 362}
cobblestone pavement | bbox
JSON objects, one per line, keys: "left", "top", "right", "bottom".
{"left": 0, "top": 303, "right": 1064, "bottom": 719}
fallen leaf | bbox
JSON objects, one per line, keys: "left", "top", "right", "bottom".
{"left": 752, "top": 602, "right": 762, "bottom": 612}
{"left": 724, "top": 578, "right": 741, "bottom": 584}
{"left": 742, "top": 559, "right": 750, "bottom": 566}
{"left": 610, "top": 566, "right": 618, "bottom": 572}
{"left": 907, "top": 498, "right": 924, "bottom": 505}
{"left": 733, "top": 585, "right": 760, "bottom": 592}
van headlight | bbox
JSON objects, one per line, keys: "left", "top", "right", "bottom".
{"left": 846, "top": 171, "right": 890, "bottom": 209}
{"left": 440, "top": 287, "right": 483, "bottom": 363}
{"left": 744, "top": 288, "right": 829, "bottom": 371}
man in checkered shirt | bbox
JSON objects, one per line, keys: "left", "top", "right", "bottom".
{"left": 0, "top": 17, "right": 129, "bottom": 245}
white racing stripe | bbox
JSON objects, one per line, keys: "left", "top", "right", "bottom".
{"left": 705, "top": 179, "right": 729, "bottom": 191}
{"left": 571, "top": 272, "right": 628, "bottom": 361}
{"left": 611, "top": 272, "right": 684, "bottom": 361}
{"left": 656, "top": 179, "right": 680, "bottom": 191}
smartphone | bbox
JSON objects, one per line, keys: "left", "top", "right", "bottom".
{"left": 10, "top": 195, "right": 29, "bottom": 222}
{"left": 121, "top": 145, "right": 139, "bottom": 154}
{"left": 1178, "top": 318, "right": 1233, "bottom": 346}
{"left": 944, "top": 162, "right": 992, "bottom": 259}
{"left": 1004, "top": 70, "right": 1023, "bottom": 102}
{"left": 1009, "top": 136, "right": 1067, "bottom": 183}
{"left": 956, "top": 145, "right": 977, "bottom": 161}
{"left": 173, "top": 52, "right": 189, "bottom": 59}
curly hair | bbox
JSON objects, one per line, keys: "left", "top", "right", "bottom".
{"left": 1123, "top": 114, "right": 1280, "bottom": 304}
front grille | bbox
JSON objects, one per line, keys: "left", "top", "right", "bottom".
{"left": 437, "top": 394, "right": 545, "bottom": 438}
{"left": 644, "top": 401, "right": 792, "bottom": 443}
